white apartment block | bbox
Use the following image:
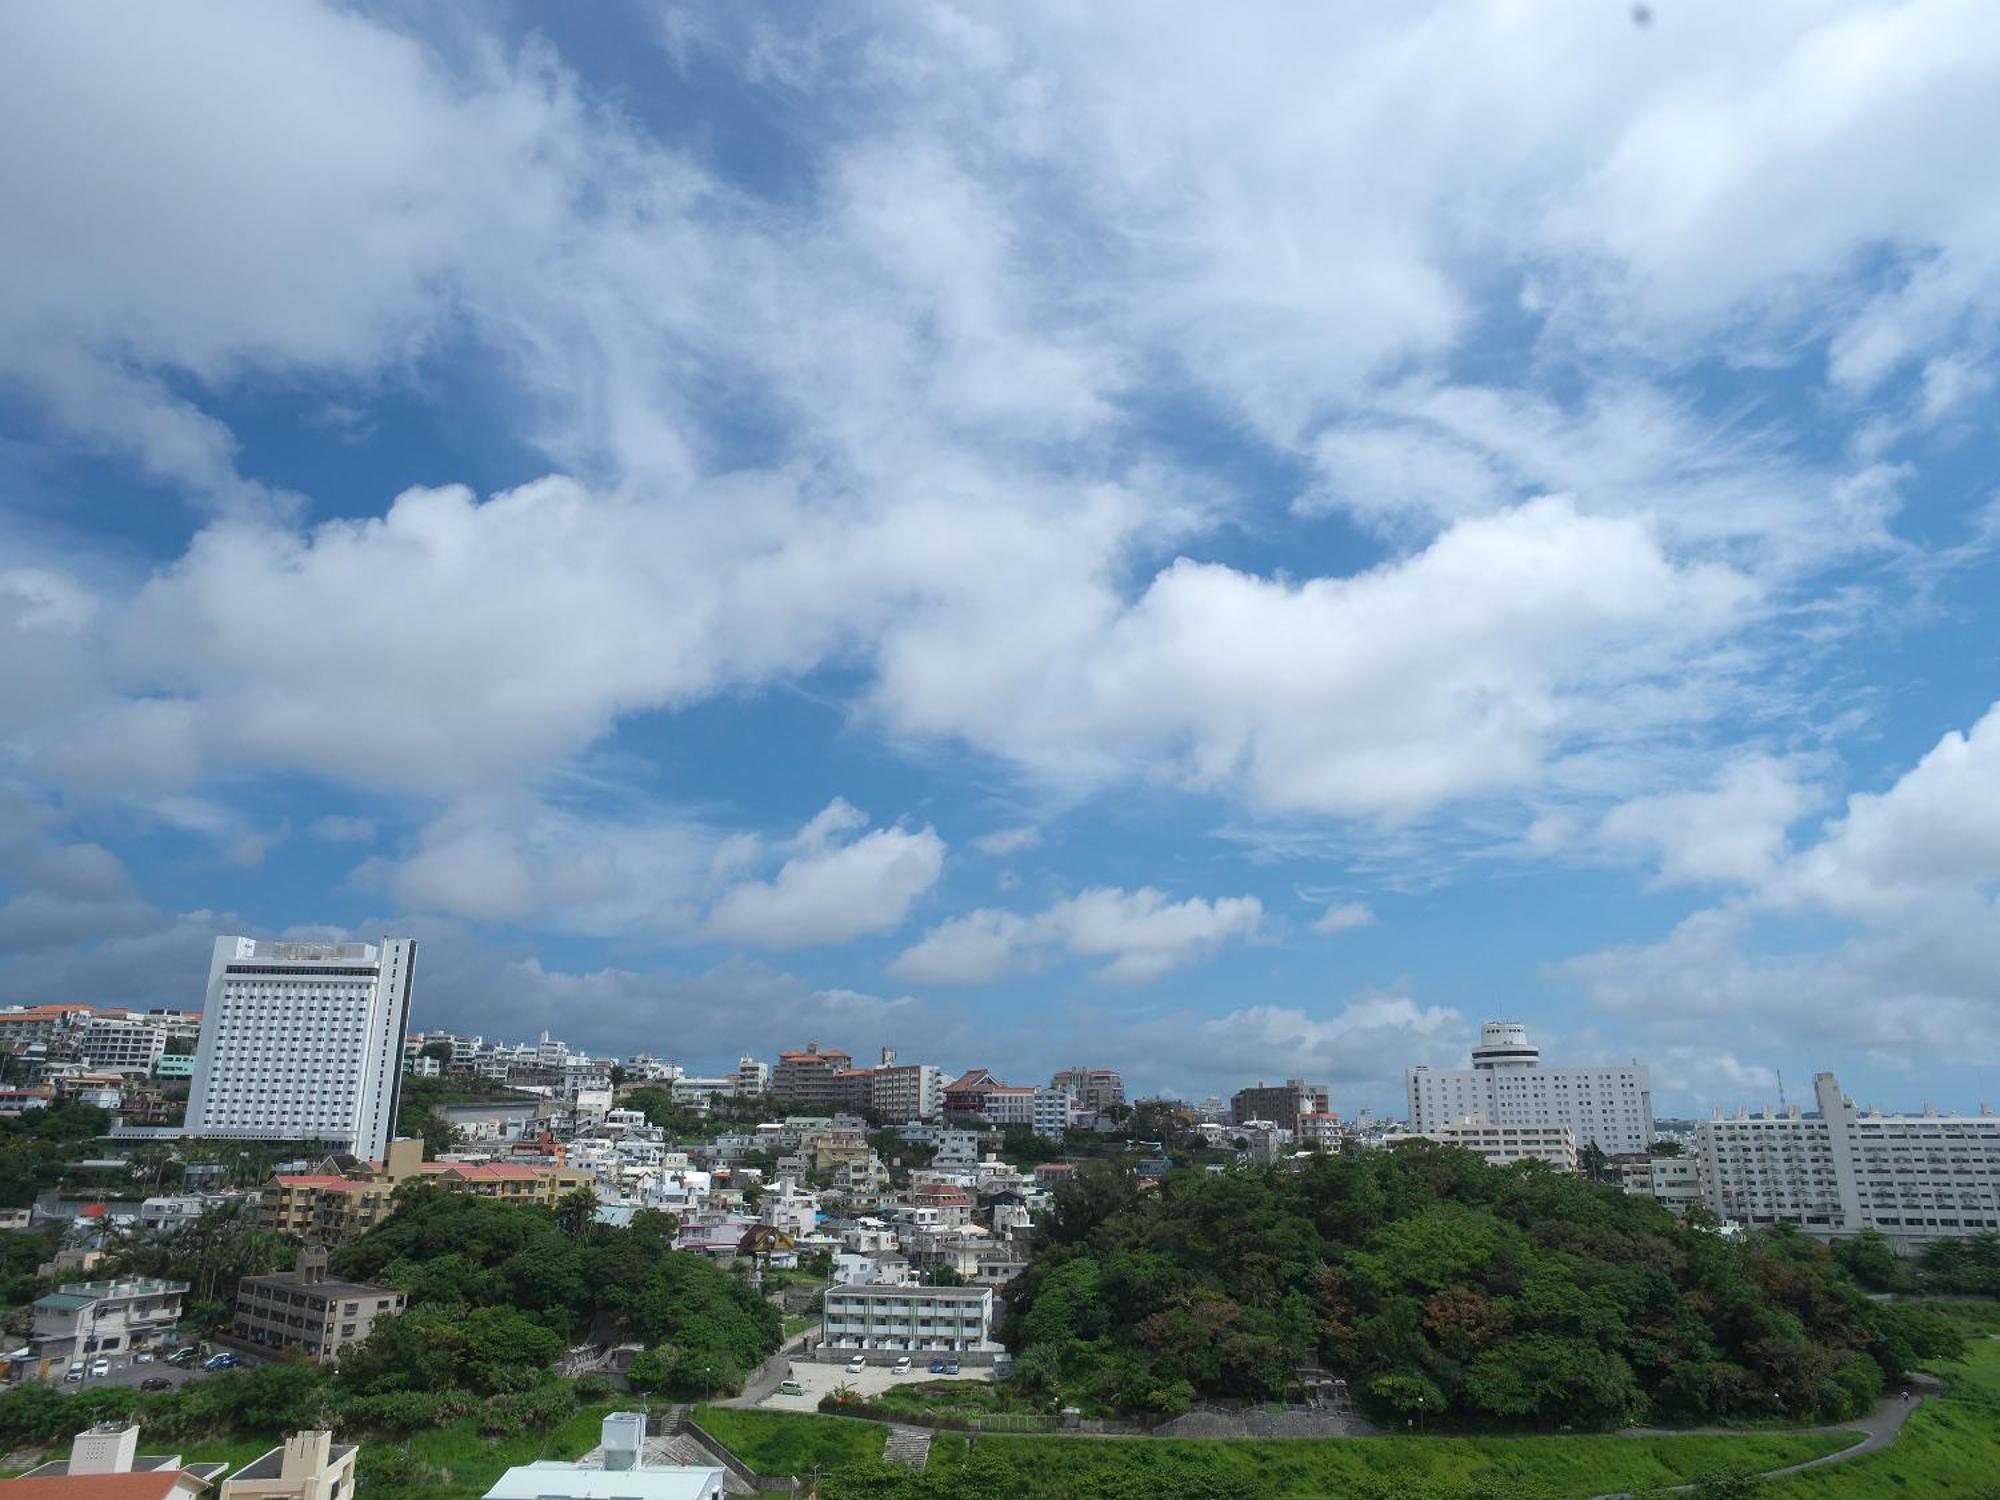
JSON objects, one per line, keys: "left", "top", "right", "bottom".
{"left": 820, "top": 1282, "right": 995, "bottom": 1352}
{"left": 868, "top": 1063, "right": 943, "bottom": 1123}
{"left": 185, "top": 936, "right": 417, "bottom": 1162}
{"left": 78, "top": 1018, "right": 166, "bottom": 1073}
{"left": 1622, "top": 1153, "right": 1702, "bottom": 1214}
{"left": 1407, "top": 1021, "right": 1654, "bottom": 1156}
{"left": 1433, "top": 1120, "right": 1578, "bottom": 1172}
{"left": 1697, "top": 1072, "right": 2000, "bottom": 1243}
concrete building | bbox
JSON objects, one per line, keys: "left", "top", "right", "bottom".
{"left": 217, "top": 1432, "right": 356, "bottom": 1500}
{"left": 185, "top": 936, "right": 418, "bottom": 1162}
{"left": 13, "top": 1423, "right": 228, "bottom": 1498}
{"left": 27, "top": 1279, "right": 187, "bottom": 1372}
{"left": 232, "top": 1249, "right": 405, "bottom": 1362}
{"left": 1431, "top": 1120, "right": 1578, "bottom": 1172}
{"left": 1031, "top": 1086, "right": 1076, "bottom": 1141}
{"left": 259, "top": 1139, "right": 594, "bottom": 1244}
{"left": 484, "top": 1413, "right": 725, "bottom": 1500}
{"left": 1050, "top": 1067, "right": 1125, "bottom": 1115}
{"left": 1696, "top": 1072, "right": 2000, "bottom": 1245}
{"left": 866, "top": 1060, "right": 943, "bottom": 1123}
{"left": 1230, "top": 1079, "right": 1329, "bottom": 1133}
{"left": 1406, "top": 1021, "right": 1654, "bottom": 1156}
{"left": 819, "top": 1282, "right": 995, "bottom": 1352}
{"left": 771, "top": 1044, "right": 854, "bottom": 1109}
{"left": 77, "top": 1018, "right": 166, "bottom": 1074}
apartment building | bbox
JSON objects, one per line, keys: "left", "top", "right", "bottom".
{"left": 27, "top": 1278, "right": 187, "bottom": 1371}
{"left": 233, "top": 1249, "right": 405, "bottom": 1361}
{"left": 217, "top": 1430, "right": 357, "bottom": 1500}
{"left": 1406, "top": 1021, "right": 1654, "bottom": 1156}
{"left": 1431, "top": 1120, "right": 1578, "bottom": 1172}
{"left": 867, "top": 1061, "right": 943, "bottom": 1123}
{"left": 1696, "top": 1072, "right": 2000, "bottom": 1243}
{"left": 259, "top": 1138, "right": 594, "bottom": 1243}
{"left": 185, "top": 936, "right": 417, "bottom": 1161}
{"left": 1050, "top": 1067, "right": 1125, "bottom": 1114}
{"left": 76, "top": 1018, "right": 166, "bottom": 1073}
{"left": 1230, "top": 1079, "right": 1330, "bottom": 1132}
{"left": 1032, "top": 1086, "right": 1076, "bottom": 1141}
{"left": 772, "top": 1044, "right": 855, "bottom": 1108}
{"left": 819, "top": 1282, "right": 995, "bottom": 1352}
{"left": 1620, "top": 1153, "right": 1702, "bottom": 1214}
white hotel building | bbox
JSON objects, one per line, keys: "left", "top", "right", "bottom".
{"left": 1697, "top": 1072, "right": 2000, "bottom": 1244}
{"left": 184, "top": 936, "right": 417, "bottom": 1162}
{"left": 1407, "top": 1021, "right": 1655, "bottom": 1156}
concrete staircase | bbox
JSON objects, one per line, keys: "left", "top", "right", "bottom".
{"left": 882, "top": 1425, "right": 933, "bottom": 1471}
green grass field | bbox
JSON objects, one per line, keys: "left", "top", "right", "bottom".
{"left": 692, "top": 1404, "right": 887, "bottom": 1472}
{"left": 915, "top": 1429, "right": 1853, "bottom": 1499}
{"left": 1762, "top": 1334, "right": 2000, "bottom": 1498}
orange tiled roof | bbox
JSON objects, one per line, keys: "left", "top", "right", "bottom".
{"left": 3, "top": 1472, "right": 206, "bottom": 1499}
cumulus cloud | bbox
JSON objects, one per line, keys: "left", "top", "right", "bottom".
{"left": 894, "top": 885, "right": 1262, "bottom": 985}
{"left": 1599, "top": 755, "right": 1819, "bottom": 888}
{"left": 706, "top": 800, "right": 945, "bottom": 948}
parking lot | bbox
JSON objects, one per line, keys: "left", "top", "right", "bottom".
{"left": 757, "top": 1358, "right": 994, "bottom": 1411}
{"left": 44, "top": 1348, "right": 255, "bottom": 1392}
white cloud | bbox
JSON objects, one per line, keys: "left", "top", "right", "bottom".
{"left": 308, "top": 815, "right": 377, "bottom": 844}
{"left": 1312, "top": 901, "right": 1375, "bottom": 935}
{"left": 1768, "top": 702, "right": 2000, "bottom": 916}
{"left": 894, "top": 884, "right": 1262, "bottom": 985}
{"left": 970, "top": 826, "right": 1042, "bottom": 857}
{"left": 1600, "top": 755, "right": 1818, "bottom": 888}
{"left": 706, "top": 801, "right": 945, "bottom": 948}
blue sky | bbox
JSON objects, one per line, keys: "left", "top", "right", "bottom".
{"left": 3, "top": 1, "right": 2000, "bottom": 1116}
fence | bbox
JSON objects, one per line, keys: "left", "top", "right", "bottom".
{"left": 815, "top": 1395, "right": 1158, "bottom": 1436}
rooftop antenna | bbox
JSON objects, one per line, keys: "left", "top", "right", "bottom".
{"left": 1776, "top": 1070, "right": 1787, "bottom": 1113}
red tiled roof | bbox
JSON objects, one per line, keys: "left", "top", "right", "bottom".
{"left": 4, "top": 1472, "right": 206, "bottom": 1499}
{"left": 78, "top": 1204, "right": 107, "bottom": 1218}
{"left": 273, "top": 1175, "right": 360, "bottom": 1189}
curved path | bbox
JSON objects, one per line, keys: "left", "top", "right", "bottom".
{"left": 1593, "top": 1373, "right": 1943, "bottom": 1499}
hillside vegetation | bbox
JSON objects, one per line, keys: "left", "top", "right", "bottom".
{"left": 1004, "top": 1144, "right": 1962, "bottom": 1427}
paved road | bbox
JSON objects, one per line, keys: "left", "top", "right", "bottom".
{"left": 722, "top": 1329, "right": 818, "bottom": 1408}
{"left": 1595, "top": 1373, "right": 1943, "bottom": 1499}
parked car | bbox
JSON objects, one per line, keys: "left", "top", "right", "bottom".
{"left": 139, "top": 1377, "right": 173, "bottom": 1392}
{"left": 845, "top": 1355, "right": 866, "bottom": 1374}
{"left": 133, "top": 1352, "right": 154, "bottom": 1364}
{"left": 928, "top": 1359, "right": 948, "bottom": 1374}
{"left": 63, "top": 1362, "right": 83, "bottom": 1383}
{"left": 89, "top": 1359, "right": 110, "bottom": 1378}
{"left": 202, "top": 1352, "right": 240, "bottom": 1371}
{"left": 777, "top": 1380, "right": 805, "bottom": 1397}
{"left": 944, "top": 1360, "right": 960, "bottom": 1376}
{"left": 892, "top": 1357, "right": 912, "bottom": 1375}
{"left": 165, "top": 1348, "right": 197, "bottom": 1367}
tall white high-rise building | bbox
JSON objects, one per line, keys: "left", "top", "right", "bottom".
{"left": 184, "top": 936, "right": 417, "bottom": 1161}
{"left": 1407, "top": 1021, "right": 1654, "bottom": 1156}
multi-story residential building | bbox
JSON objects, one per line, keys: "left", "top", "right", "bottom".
{"left": 1621, "top": 1153, "right": 1702, "bottom": 1214}
{"left": 1696, "top": 1072, "right": 2000, "bottom": 1244}
{"left": 259, "top": 1138, "right": 595, "bottom": 1243}
{"left": 0, "top": 1004, "right": 98, "bottom": 1048}
{"left": 1406, "top": 1021, "right": 1654, "bottom": 1156}
{"left": 138, "top": 1196, "right": 221, "bottom": 1235}
{"left": 233, "top": 1249, "right": 405, "bottom": 1362}
{"left": 1050, "top": 1067, "right": 1125, "bottom": 1114}
{"left": 731, "top": 1055, "right": 771, "bottom": 1096}
{"left": 217, "top": 1430, "right": 358, "bottom": 1500}
{"left": 153, "top": 1052, "right": 195, "bottom": 1080}
{"left": 1429, "top": 1120, "right": 1578, "bottom": 1172}
{"left": 1230, "top": 1079, "right": 1330, "bottom": 1132}
{"left": 1032, "top": 1086, "right": 1077, "bottom": 1140}
{"left": 819, "top": 1282, "right": 995, "bottom": 1352}
{"left": 980, "top": 1086, "right": 1035, "bottom": 1127}
{"left": 77, "top": 1018, "right": 166, "bottom": 1073}
{"left": 942, "top": 1069, "right": 997, "bottom": 1116}
{"left": 185, "top": 936, "right": 418, "bottom": 1162}
{"left": 27, "top": 1278, "right": 187, "bottom": 1372}
{"left": 772, "top": 1044, "right": 855, "bottom": 1108}
{"left": 867, "top": 1060, "right": 943, "bottom": 1123}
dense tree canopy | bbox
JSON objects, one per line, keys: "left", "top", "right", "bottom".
{"left": 327, "top": 1186, "right": 778, "bottom": 1397}
{"left": 1004, "top": 1145, "right": 1962, "bottom": 1428}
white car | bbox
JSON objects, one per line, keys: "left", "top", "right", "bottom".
{"left": 892, "top": 1357, "right": 912, "bottom": 1375}
{"left": 133, "top": 1352, "right": 154, "bottom": 1364}
{"left": 63, "top": 1362, "right": 84, "bottom": 1383}
{"left": 845, "top": 1355, "right": 866, "bottom": 1374}
{"left": 89, "top": 1359, "right": 110, "bottom": 1377}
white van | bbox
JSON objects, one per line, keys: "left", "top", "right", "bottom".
{"left": 845, "top": 1355, "right": 866, "bottom": 1374}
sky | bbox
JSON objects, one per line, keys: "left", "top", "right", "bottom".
{"left": 2, "top": 1, "right": 1999, "bottom": 1118}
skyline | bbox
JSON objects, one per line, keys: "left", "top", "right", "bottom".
{"left": 3, "top": 2, "right": 2000, "bottom": 1119}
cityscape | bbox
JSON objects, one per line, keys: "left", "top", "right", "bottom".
{"left": 6, "top": 2, "right": 2000, "bottom": 1497}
